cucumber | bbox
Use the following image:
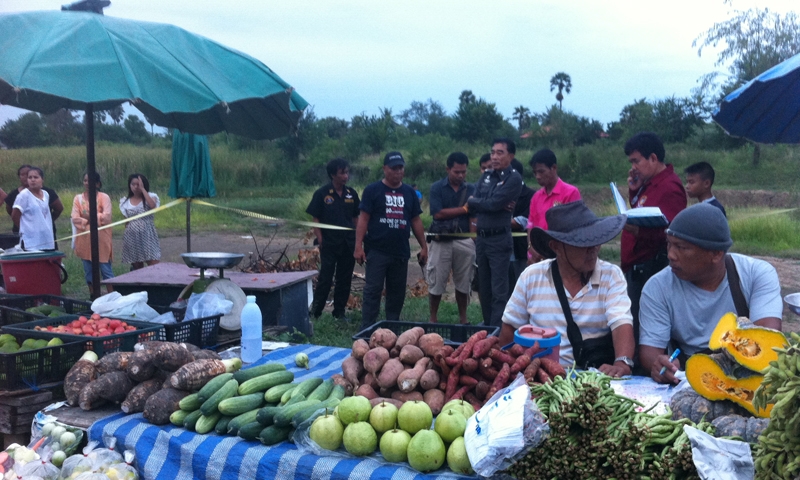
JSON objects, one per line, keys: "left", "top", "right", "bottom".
{"left": 265, "top": 383, "right": 297, "bottom": 404}
{"left": 307, "top": 378, "right": 334, "bottom": 402}
{"left": 327, "top": 384, "right": 346, "bottom": 401}
{"left": 197, "top": 373, "right": 234, "bottom": 402}
{"left": 283, "top": 393, "right": 305, "bottom": 407}
{"left": 170, "top": 409, "right": 190, "bottom": 426}
{"left": 291, "top": 397, "right": 341, "bottom": 427}
{"left": 238, "top": 421, "right": 264, "bottom": 440}
{"left": 196, "top": 412, "right": 222, "bottom": 435}
{"left": 215, "top": 415, "right": 234, "bottom": 435}
{"left": 259, "top": 425, "right": 293, "bottom": 446}
{"left": 178, "top": 393, "right": 203, "bottom": 412}
{"left": 218, "top": 393, "right": 265, "bottom": 416}
{"left": 238, "top": 370, "right": 294, "bottom": 396}
{"left": 183, "top": 409, "right": 203, "bottom": 431}
{"left": 280, "top": 385, "right": 297, "bottom": 405}
{"left": 290, "top": 377, "right": 323, "bottom": 400}
{"left": 227, "top": 409, "right": 261, "bottom": 435}
{"left": 233, "top": 362, "right": 286, "bottom": 384}
{"left": 200, "top": 379, "right": 239, "bottom": 416}
{"left": 256, "top": 406, "right": 282, "bottom": 426}
{"left": 273, "top": 399, "right": 321, "bottom": 427}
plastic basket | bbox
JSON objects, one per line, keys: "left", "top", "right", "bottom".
{"left": 0, "top": 332, "right": 85, "bottom": 391}
{"left": 149, "top": 305, "right": 221, "bottom": 348}
{"left": 0, "top": 295, "right": 92, "bottom": 327}
{"left": 2, "top": 316, "right": 166, "bottom": 358}
{"left": 352, "top": 321, "right": 499, "bottom": 346}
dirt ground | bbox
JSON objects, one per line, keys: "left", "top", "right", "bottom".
{"left": 150, "top": 231, "right": 800, "bottom": 332}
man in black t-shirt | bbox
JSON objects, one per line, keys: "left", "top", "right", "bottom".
{"left": 355, "top": 151, "right": 428, "bottom": 330}
{"left": 306, "top": 158, "right": 361, "bottom": 320}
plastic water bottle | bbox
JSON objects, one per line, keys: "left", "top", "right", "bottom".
{"left": 240, "top": 295, "right": 262, "bottom": 363}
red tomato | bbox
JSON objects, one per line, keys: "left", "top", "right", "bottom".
{"left": 90, "top": 313, "right": 101, "bottom": 321}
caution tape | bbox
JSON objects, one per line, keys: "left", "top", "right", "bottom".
{"left": 728, "top": 208, "right": 798, "bottom": 222}
{"left": 190, "top": 199, "right": 352, "bottom": 230}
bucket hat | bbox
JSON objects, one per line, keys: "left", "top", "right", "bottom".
{"left": 529, "top": 201, "right": 626, "bottom": 259}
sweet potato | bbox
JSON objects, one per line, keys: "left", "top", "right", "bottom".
{"left": 341, "top": 355, "right": 364, "bottom": 387}
{"left": 463, "top": 392, "right": 482, "bottom": 412}
{"left": 95, "top": 352, "right": 133, "bottom": 375}
{"left": 457, "top": 331, "right": 488, "bottom": 362}
{"left": 397, "top": 357, "right": 429, "bottom": 393}
{"left": 351, "top": 339, "right": 370, "bottom": 361}
{"left": 121, "top": 378, "right": 163, "bottom": 414}
{"left": 363, "top": 347, "right": 390, "bottom": 374}
{"left": 491, "top": 363, "right": 510, "bottom": 393}
{"left": 355, "top": 384, "right": 379, "bottom": 400}
{"left": 399, "top": 345, "right": 424, "bottom": 365}
{"left": 170, "top": 359, "right": 229, "bottom": 391}
{"left": 535, "top": 368, "right": 551, "bottom": 384}
{"left": 95, "top": 371, "right": 136, "bottom": 403}
{"left": 417, "top": 333, "right": 444, "bottom": 357}
{"left": 393, "top": 327, "right": 425, "bottom": 352}
{"left": 391, "top": 390, "right": 423, "bottom": 402}
{"left": 448, "top": 384, "right": 473, "bottom": 402}
{"left": 369, "top": 397, "right": 404, "bottom": 409}
{"left": 143, "top": 388, "right": 189, "bottom": 425}
{"left": 419, "top": 369, "right": 440, "bottom": 391}
{"left": 508, "top": 344, "right": 526, "bottom": 357}
{"left": 472, "top": 337, "right": 499, "bottom": 358}
{"left": 523, "top": 341, "right": 541, "bottom": 357}
{"left": 377, "top": 358, "right": 404, "bottom": 390}
{"left": 540, "top": 358, "right": 566, "bottom": 378}
{"left": 510, "top": 354, "right": 532, "bottom": 375}
{"left": 462, "top": 358, "right": 478, "bottom": 374}
{"left": 478, "top": 358, "right": 499, "bottom": 380}
{"left": 127, "top": 348, "right": 158, "bottom": 382}
{"left": 475, "top": 381, "right": 490, "bottom": 401}
{"left": 379, "top": 386, "right": 394, "bottom": 398}
{"left": 363, "top": 372, "right": 380, "bottom": 391}
{"left": 523, "top": 358, "right": 541, "bottom": 382}
{"left": 369, "top": 328, "right": 397, "bottom": 350}
{"left": 190, "top": 349, "right": 221, "bottom": 361}
{"left": 423, "top": 389, "right": 445, "bottom": 415}
{"left": 459, "top": 375, "right": 478, "bottom": 387}
{"left": 64, "top": 353, "right": 97, "bottom": 406}
{"left": 433, "top": 349, "right": 452, "bottom": 376}
{"left": 331, "top": 374, "right": 354, "bottom": 396}
{"left": 489, "top": 348, "right": 516, "bottom": 365}
{"left": 151, "top": 342, "right": 195, "bottom": 372}
{"left": 445, "top": 364, "right": 462, "bottom": 400}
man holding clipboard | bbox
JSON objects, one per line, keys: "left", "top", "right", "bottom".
{"left": 620, "top": 132, "right": 686, "bottom": 366}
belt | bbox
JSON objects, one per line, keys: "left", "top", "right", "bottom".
{"left": 477, "top": 227, "right": 510, "bottom": 237}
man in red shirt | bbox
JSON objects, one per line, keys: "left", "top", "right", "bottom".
{"left": 527, "top": 149, "right": 581, "bottom": 261}
{"left": 621, "top": 132, "right": 686, "bottom": 360}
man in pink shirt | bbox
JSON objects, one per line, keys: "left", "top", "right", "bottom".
{"left": 527, "top": 149, "right": 581, "bottom": 261}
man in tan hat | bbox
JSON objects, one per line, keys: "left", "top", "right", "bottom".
{"left": 499, "top": 201, "right": 635, "bottom": 377}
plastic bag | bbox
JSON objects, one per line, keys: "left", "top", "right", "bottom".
{"left": 31, "top": 409, "right": 85, "bottom": 457}
{"left": 684, "top": 425, "right": 754, "bottom": 480}
{"left": 464, "top": 374, "right": 549, "bottom": 477}
{"left": 146, "top": 311, "right": 176, "bottom": 325}
{"left": 185, "top": 292, "right": 232, "bottom": 321}
{"left": 91, "top": 292, "right": 159, "bottom": 320}
{"left": 18, "top": 454, "right": 59, "bottom": 480}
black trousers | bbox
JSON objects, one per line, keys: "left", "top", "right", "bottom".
{"left": 359, "top": 250, "right": 408, "bottom": 331}
{"left": 625, "top": 249, "right": 669, "bottom": 370}
{"left": 311, "top": 243, "right": 356, "bottom": 318}
{"left": 476, "top": 234, "right": 512, "bottom": 328}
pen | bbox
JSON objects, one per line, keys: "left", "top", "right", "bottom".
{"left": 659, "top": 349, "right": 681, "bottom": 376}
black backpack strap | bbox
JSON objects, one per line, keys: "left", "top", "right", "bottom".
{"left": 551, "top": 261, "right": 584, "bottom": 362}
{"left": 725, "top": 254, "right": 750, "bottom": 318}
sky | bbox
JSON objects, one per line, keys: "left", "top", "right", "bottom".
{"left": 1, "top": 0, "right": 798, "bottom": 129}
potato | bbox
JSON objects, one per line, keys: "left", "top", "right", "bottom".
{"left": 351, "top": 339, "right": 370, "bottom": 361}
{"left": 341, "top": 356, "right": 364, "bottom": 388}
{"left": 377, "top": 358, "right": 404, "bottom": 389}
{"left": 355, "top": 384, "right": 379, "bottom": 400}
{"left": 399, "top": 345, "right": 424, "bottom": 365}
{"left": 394, "top": 327, "right": 425, "bottom": 352}
{"left": 418, "top": 333, "right": 445, "bottom": 357}
{"left": 363, "top": 347, "right": 390, "bottom": 374}
{"left": 363, "top": 372, "right": 380, "bottom": 391}
{"left": 423, "top": 389, "right": 446, "bottom": 415}
{"left": 369, "top": 328, "right": 398, "bottom": 350}
{"left": 419, "top": 369, "right": 441, "bottom": 391}
{"left": 391, "top": 390, "right": 423, "bottom": 403}
{"left": 331, "top": 374, "right": 354, "bottom": 396}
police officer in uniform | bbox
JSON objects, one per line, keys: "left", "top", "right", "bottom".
{"left": 306, "top": 158, "right": 361, "bottom": 320}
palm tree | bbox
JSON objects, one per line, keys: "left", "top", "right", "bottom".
{"left": 512, "top": 105, "right": 531, "bottom": 131}
{"left": 549, "top": 72, "right": 572, "bottom": 110}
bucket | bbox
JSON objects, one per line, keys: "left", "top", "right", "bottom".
{"left": 513, "top": 325, "right": 561, "bottom": 364}
{"left": 0, "top": 251, "right": 67, "bottom": 295}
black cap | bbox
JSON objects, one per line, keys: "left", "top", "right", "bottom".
{"left": 384, "top": 151, "right": 405, "bottom": 167}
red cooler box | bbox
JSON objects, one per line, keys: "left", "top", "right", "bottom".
{"left": 0, "top": 251, "right": 67, "bottom": 295}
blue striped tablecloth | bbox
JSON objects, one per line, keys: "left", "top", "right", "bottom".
{"left": 89, "top": 344, "right": 474, "bottom": 480}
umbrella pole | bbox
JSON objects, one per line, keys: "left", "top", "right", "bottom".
{"left": 85, "top": 104, "right": 101, "bottom": 300}
{"left": 186, "top": 198, "right": 191, "bottom": 252}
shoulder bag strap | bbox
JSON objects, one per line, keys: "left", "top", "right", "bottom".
{"left": 551, "top": 261, "right": 585, "bottom": 362}
{"left": 725, "top": 254, "right": 750, "bottom": 318}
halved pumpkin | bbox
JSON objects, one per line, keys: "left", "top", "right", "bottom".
{"left": 708, "top": 312, "right": 787, "bottom": 372}
{"left": 685, "top": 352, "right": 771, "bottom": 418}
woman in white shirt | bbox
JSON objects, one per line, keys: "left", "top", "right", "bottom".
{"left": 12, "top": 167, "right": 54, "bottom": 251}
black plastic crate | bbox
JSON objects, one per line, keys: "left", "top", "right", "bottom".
{"left": 0, "top": 295, "right": 92, "bottom": 326}
{"left": 352, "top": 321, "right": 499, "bottom": 346}
{"left": 2, "top": 315, "right": 166, "bottom": 358}
{"left": 148, "top": 305, "right": 221, "bottom": 348}
{"left": 0, "top": 332, "right": 85, "bottom": 391}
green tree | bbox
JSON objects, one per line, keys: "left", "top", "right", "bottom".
{"left": 606, "top": 97, "right": 702, "bottom": 143}
{"left": 108, "top": 105, "right": 125, "bottom": 125}
{"left": 452, "top": 92, "right": 510, "bottom": 145}
{"left": 124, "top": 115, "right": 149, "bottom": 142}
{"left": 399, "top": 99, "right": 452, "bottom": 136}
{"left": 43, "top": 109, "right": 83, "bottom": 146}
{"left": 0, "top": 113, "right": 48, "bottom": 148}
{"left": 549, "top": 72, "right": 572, "bottom": 110}
{"left": 512, "top": 105, "right": 531, "bottom": 131}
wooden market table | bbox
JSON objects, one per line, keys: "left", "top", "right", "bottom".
{"left": 101, "top": 262, "right": 317, "bottom": 336}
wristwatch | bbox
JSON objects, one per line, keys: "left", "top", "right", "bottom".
{"left": 614, "top": 356, "right": 634, "bottom": 368}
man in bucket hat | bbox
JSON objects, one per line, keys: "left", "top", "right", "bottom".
{"left": 498, "top": 201, "right": 635, "bottom": 377}
{"left": 639, "top": 203, "right": 782, "bottom": 384}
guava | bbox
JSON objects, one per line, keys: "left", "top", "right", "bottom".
{"left": 51, "top": 450, "right": 66, "bottom": 468}
{"left": 60, "top": 431, "right": 77, "bottom": 448}
{"left": 338, "top": 396, "right": 372, "bottom": 425}
{"left": 379, "top": 428, "right": 411, "bottom": 463}
{"left": 442, "top": 399, "right": 475, "bottom": 420}
{"left": 397, "top": 401, "right": 432, "bottom": 435}
{"left": 309, "top": 412, "right": 344, "bottom": 451}
{"left": 446, "top": 437, "right": 473, "bottom": 474}
{"left": 434, "top": 409, "right": 467, "bottom": 443}
{"left": 407, "top": 430, "right": 446, "bottom": 472}
{"left": 369, "top": 401, "right": 398, "bottom": 434}
{"left": 342, "top": 421, "right": 377, "bottom": 456}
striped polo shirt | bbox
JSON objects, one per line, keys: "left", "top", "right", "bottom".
{"left": 502, "top": 258, "right": 633, "bottom": 366}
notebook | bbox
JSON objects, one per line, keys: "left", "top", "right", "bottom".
{"left": 610, "top": 182, "right": 668, "bottom": 228}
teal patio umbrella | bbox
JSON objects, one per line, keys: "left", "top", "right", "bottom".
{"left": 169, "top": 132, "right": 216, "bottom": 252}
{"left": 0, "top": 8, "right": 308, "bottom": 298}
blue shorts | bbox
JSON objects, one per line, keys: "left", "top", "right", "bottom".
{"left": 82, "top": 260, "right": 114, "bottom": 284}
